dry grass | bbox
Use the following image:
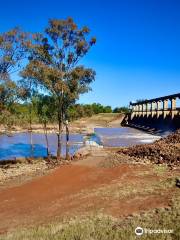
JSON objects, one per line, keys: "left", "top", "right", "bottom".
{"left": 1, "top": 195, "right": 179, "bottom": 240}
{"left": 0, "top": 161, "right": 179, "bottom": 240}
{"left": 71, "top": 174, "right": 177, "bottom": 203}
{"left": 73, "top": 113, "right": 121, "bottom": 127}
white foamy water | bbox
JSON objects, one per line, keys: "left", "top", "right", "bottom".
{"left": 94, "top": 127, "right": 161, "bottom": 147}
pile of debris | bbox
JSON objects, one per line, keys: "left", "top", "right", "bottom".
{"left": 118, "top": 129, "right": 180, "bottom": 166}
{"left": 159, "top": 129, "right": 180, "bottom": 144}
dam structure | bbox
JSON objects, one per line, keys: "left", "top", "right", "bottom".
{"left": 128, "top": 93, "right": 180, "bottom": 133}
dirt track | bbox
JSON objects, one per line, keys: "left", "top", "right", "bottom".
{"left": 0, "top": 160, "right": 175, "bottom": 233}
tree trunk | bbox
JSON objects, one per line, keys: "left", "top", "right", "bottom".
{"left": 57, "top": 111, "right": 62, "bottom": 160}
{"left": 29, "top": 103, "right": 34, "bottom": 158}
{"left": 57, "top": 88, "right": 64, "bottom": 160}
{"left": 65, "top": 122, "right": 70, "bottom": 160}
{"left": 30, "top": 130, "right": 33, "bottom": 158}
{"left": 57, "top": 133, "right": 61, "bottom": 159}
{"left": 44, "top": 121, "right": 50, "bottom": 159}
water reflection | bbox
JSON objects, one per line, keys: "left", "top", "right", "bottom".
{"left": 0, "top": 133, "right": 83, "bottom": 160}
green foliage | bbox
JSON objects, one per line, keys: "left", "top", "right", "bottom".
{"left": 67, "top": 103, "right": 112, "bottom": 121}
{"left": 0, "top": 27, "right": 28, "bottom": 80}
{"left": 0, "top": 101, "right": 114, "bottom": 126}
{"left": 0, "top": 27, "right": 30, "bottom": 127}
{"left": 0, "top": 79, "right": 19, "bottom": 128}
{"left": 91, "top": 103, "right": 112, "bottom": 114}
{"left": 113, "top": 106, "right": 129, "bottom": 113}
{"left": 0, "top": 79, "right": 17, "bottom": 112}
{"left": 32, "top": 94, "right": 57, "bottom": 124}
{"left": 21, "top": 17, "right": 96, "bottom": 101}
{"left": 0, "top": 102, "right": 38, "bottom": 127}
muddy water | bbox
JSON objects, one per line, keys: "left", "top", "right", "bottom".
{"left": 0, "top": 127, "right": 161, "bottom": 160}
{"left": 94, "top": 127, "right": 161, "bottom": 147}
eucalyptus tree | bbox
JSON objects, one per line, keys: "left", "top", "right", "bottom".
{"left": 0, "top": 80, "right": 17, "bottom": 130}
{"left": 21, "top": 18, "right": 96, "bottom": 159}
{"left": 0, "top": 79, "right": 16, "bottom": 113}
{"left": 0, "top": 28, "right": 29, "bottom": 127}
{"left": 0, "top": 27, "right": 29, "bottom": 79}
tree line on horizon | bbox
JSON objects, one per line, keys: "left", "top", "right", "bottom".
{"left": 0, "top": 101, "right": 128, "bottom": 127}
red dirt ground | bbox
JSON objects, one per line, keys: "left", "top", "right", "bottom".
{"left": 0, "top": 163, "right": 174, "bottom": 233}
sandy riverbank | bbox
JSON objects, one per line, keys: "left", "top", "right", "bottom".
{"left": 0, "top": 113, "right": 124, "bottom": 135}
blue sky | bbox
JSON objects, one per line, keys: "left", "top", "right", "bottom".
{"left": 1, "top": 0, "right": 180, "bottom": 108}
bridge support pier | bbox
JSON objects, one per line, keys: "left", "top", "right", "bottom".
{"left": 157, "top": 100, "right": 161, "bottom": 118}
{"left": 151, "top": 102, "right": 156, "bottom": 117}
{"left": 171, "top": 98, "right": 176, "bottom": 119}
{"left": 128, "top": 93, "right": 180, "bottom": 131}
{"left": 163, "top": 99, "right": 168, "bottom": 119}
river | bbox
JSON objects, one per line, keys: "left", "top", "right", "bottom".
{"left": 0, "top": 127, "right": 161, "bottom": 160}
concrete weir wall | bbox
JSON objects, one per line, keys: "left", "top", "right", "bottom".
{"left": 127, "top": 93, "right": 180, "bottom": 132}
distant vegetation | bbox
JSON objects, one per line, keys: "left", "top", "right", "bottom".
{"left": 113, "top": 106, "right": 129, "bottom": 114}
{"left": 0, "top": 101, "right": 128, "bottom": 126}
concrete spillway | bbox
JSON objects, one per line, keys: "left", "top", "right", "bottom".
{"left": 127, "top": 93, "right": 180, "bottom": 133}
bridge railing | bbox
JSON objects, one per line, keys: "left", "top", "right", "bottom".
{"left": 129, "top": 93, "right": 180, "bottom": 119}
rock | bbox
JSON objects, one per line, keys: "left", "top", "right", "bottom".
{"left": 73, "top": 153, "right": 81, "bottom": 160}
{"left": 73, "top": 147, "right": 90, "bottom": 160}
{"left": 158, "top": 157, "right": 164, "bottom": 164}
{"left": 160, "top": 129, "right": 180, "bottom": 144}
{"left": 176, "top": 178, "right": 180, "bottom": 188}
{"left": 117, "top": 129, "right": 180, "bottom": 166}
{"left": 73, "top": 139, "right": 104, "bottom": 161}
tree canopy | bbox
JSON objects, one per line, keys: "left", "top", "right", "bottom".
{"left": 0, "top": 27, "right": 29, "bottom": 80}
